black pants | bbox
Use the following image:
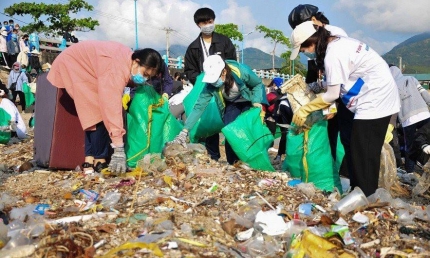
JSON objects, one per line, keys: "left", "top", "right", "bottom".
{"left": 12, "top": 90, "right": 25, "bottom": 112}
{"left": 350, "top": 115, "right": 391, "bottom": 196}
{"left": 337, "top": 101, "right": 355, "bottom": 178}
{"left": 84, "top": 122, "right": 111, "bottom": 159}
{"left": 7, "top": 53, "right": 17, "bottom": 66}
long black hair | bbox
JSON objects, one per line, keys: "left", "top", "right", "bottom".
{"left": 132, "top": 48, "right": 163, "bottom": 75}
{"left": 223, "top": 63, "right": 235, "bottom": 96}
{"left": 300, "top": 25, "right": 332, "bottom": 73}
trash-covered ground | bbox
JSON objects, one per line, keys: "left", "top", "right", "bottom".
{"left": 0, "top": 135, "right": 430, "bottom": 258}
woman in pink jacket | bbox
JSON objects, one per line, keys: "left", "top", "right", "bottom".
{"left": 47, "top": 41, "right": 163, "bottom": 174}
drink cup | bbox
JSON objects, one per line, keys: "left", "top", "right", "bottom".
{"left": 332, "top": 187, "right": 369, "bottom": 215}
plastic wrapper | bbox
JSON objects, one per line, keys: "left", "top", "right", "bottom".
{"left": 100, "top": 192, "right": 122, "bottom": 209}
{"left": 279, "top": 74, "right": 316, "bottom": 112}
{"left": 237, "top": 232, "right": 282, "bottom": 257}
{"left": 379, "top": 143, "right": 397, "bottom": 194}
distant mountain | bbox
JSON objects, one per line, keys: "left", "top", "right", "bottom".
{"left": 159, "top": 45, "right": 285, "bottom": 70}
{"left": 383, "top": 32, "right": 430, "bottom": 73}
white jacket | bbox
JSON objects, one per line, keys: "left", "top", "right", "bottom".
{"left": 17, "top": 50, "right": 29, "bottom": 67}
{"left": 0, "top": 98, "right": 27, "bottom": 139}
{"left": 0, "top": 35, "right": 7, "bottom": 52}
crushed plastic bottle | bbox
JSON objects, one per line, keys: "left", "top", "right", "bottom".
{"left": 412, "top": 172, "right": 430, "bottom": 196}
{"left": 100, "top": 192, "right": 122, "bottom": 209}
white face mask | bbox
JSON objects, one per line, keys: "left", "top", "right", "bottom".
{"left": 201, "top": 23, "right": 215, "bottom": 35}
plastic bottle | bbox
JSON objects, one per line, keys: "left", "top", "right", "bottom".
{"left": 412, "top": 172, "right": 430, "bottom": 196}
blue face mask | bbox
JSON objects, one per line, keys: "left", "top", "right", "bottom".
{"left": 131, "top": 69, "right": 147, "bottom": 85}
{"left": 21, "top": 68, "right": 26, "bottom": 73}
{"left": 211, "top": 78, "right": 224, "bottom": 88}
{"left": 303, "top": 51, "right": 316, "bottom": 59}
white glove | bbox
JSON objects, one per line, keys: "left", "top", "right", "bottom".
{"left": 423, "top": 146, "right": 430, "bottom": 154}
{"left": 169, "top": 129, "right": 188, "bottom": 148}
{"left": 108, "top": 147, "right": 127, "bottom": 174}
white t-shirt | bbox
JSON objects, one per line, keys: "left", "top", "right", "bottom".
{"left": 0, "top": 98, "right": 27, "bottom": 138}
{"left": 324, "top": 37, "right": 400, "bottom": 119}
{"left": 324, "top": 25, "right": 348, "bottom": 37}
{"left": 200, "top": 38, "right": 211, "bottom": 61}
{"left": 402, "top": 112, "right": 430, "bottom": 127}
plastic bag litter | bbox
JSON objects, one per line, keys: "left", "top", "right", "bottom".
{"left": 379, "top": 143, "right": 397, "bottom": 193}
{"left": 279, "top": 74, "right": 316, "bottom": 113}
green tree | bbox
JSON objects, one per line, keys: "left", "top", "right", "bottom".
{"left": 215, "top": 23, "right": 243, "bottom": 42}
{"left": 280, "top": 51, "right": 307, "bottom": 76}
{"left": 4, "top": 0, "right": 99, "bottom": 36}
{"left": 255, "top": 25, "right": 291, "bottom": 71}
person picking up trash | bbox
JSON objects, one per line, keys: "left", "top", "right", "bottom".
{"left": 169, "top": 54, "right": 268, "bottom": 165}
{"left": 289, "top": 21, "right": 400, "bottom": 196}
{"left": 0, "top": 88, "right": 27, "bottom": 139}
{"left": 47, "top": 41, "right": 163, "bottom": 174}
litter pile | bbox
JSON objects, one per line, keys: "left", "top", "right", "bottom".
{"left": 0, "top": 138, "right": 429, "bottom": 257}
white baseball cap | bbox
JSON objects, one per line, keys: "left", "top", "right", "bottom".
{"left": 202, "top": 55, "right": 225, "bottom": 83}
{"left": 290, "top": 21, "right": 317, "bottom": 60}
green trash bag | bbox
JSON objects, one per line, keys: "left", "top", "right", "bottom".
{"left": 222, "top": 107, "right": 275, "bottom": 171}
{"left": 126, "top": 85, "right": 183, "bottom": 168}
{"left": 0, "top": 108, "right": 11, "bottom": 144}
{"left": 183, "top": 73, "right": 224, "bottom": 143}
{"left": 22, "top": 82, "right": 35, "bottom": 109}
{"left": 283, "top": 119, "right": 342, "bottom": 193}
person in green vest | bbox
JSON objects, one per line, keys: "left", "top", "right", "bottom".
{"left": 170, "top": 55, "right": 268, "bottom": 165}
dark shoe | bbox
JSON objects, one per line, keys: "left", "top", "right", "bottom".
{"left": 94, "top": 162, "right": 108, "bottom": 172}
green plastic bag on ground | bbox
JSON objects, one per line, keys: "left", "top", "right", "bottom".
{"left": 126, "top": 85, "right": 183, "bottom": 168}
{"left": 283, "top": 119, "right": 342, "bottom": 193}
{"left": 183, "top": 73, "right": 224, "bottom": 143}
{"left": 222, "top": 107, "right": 275, "bottom": 171}
{"left": 0, "top": 108, "right": 11, "bottom": 144}
{"left": 22, "top": 82, "right": 35, "bottom": 109}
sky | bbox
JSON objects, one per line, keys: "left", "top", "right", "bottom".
{"left": 1, "top": 0, "right": 430, "bottom": 58}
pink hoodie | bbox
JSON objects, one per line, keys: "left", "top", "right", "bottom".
{"left": 47, "top": 40, "right": 132, "bottom": 147}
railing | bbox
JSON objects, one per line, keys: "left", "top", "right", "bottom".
{"left": 252, "top": 69, "right": 296, "bottom": 81}
{"left": 162, "top": 55, "right": 184, "bottom": 69}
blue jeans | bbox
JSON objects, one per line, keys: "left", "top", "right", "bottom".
{"left": 84, "top": 122, "right": 110, "bottom": 159}
{"left": 403, "top": 118, "right": 430, "bottom": 172}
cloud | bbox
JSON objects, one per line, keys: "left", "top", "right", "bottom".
{"left": 335, "top": 0, "right": 430, "bottom": 33}
{"left": 349, "top": 30, "right": 398, "bottom": 55}
{"left": 75, "top": 0, "right": 259, "bottom": 55}
{"left": 76, "top": 0, "right": 201, "bottom": 51}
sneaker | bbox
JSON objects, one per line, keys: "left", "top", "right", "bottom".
{"left": 273, "top": 155, "right": 282, "bottom": 163}
{"left": 94, "top": 162, "right": 108, "bottom": 172}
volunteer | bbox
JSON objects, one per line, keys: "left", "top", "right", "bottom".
{"left": 0, "top": 88, "right": 27, "bottom": 139}
{"left": 170, "top": 55, "right": 267, "bottom": 165}
{"left": 288, "top": 4, "right": 354, "bottom": 178}
{"left": 290, "top": 22, "right": 400, "bottom": 196}
{"left": 48, "top": 41, "right": 163, "bottom": 173}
